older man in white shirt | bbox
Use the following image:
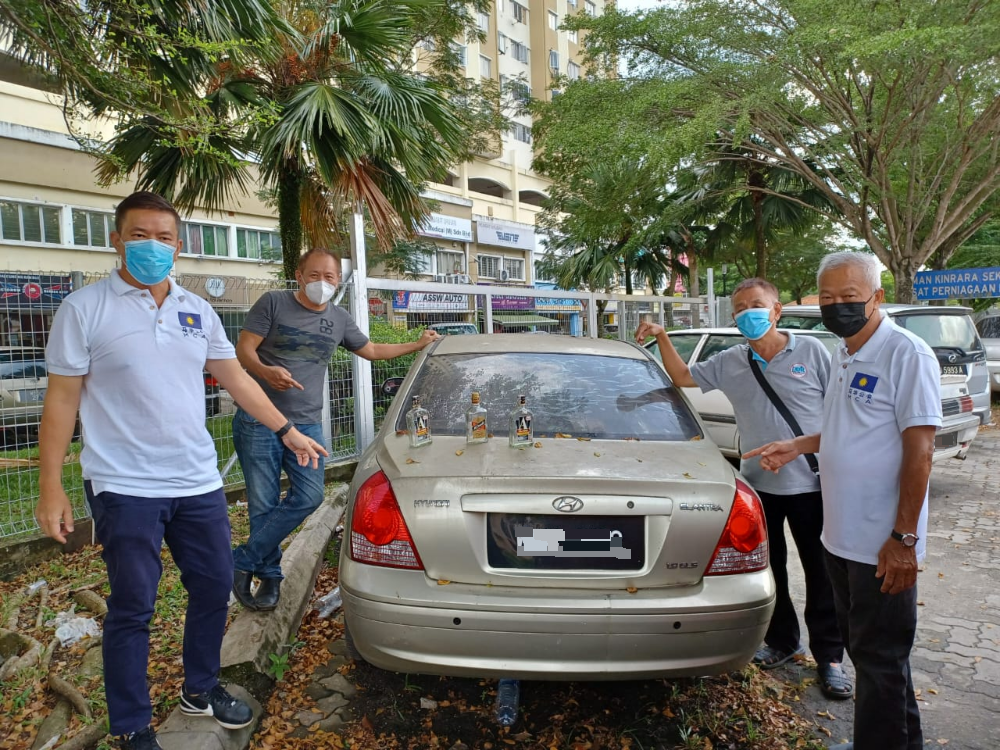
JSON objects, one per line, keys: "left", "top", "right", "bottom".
{"left": 746, "top": 251, "right": 940, "bottom": 750}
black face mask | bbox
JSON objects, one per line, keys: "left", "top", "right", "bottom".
{"left": 820, "top": 293, "right": 876, "bottom": 338}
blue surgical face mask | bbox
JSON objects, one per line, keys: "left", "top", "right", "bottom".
{"left": 735, "top": 307, "right": 773, "bottom": 341}
{"left": 124, "top": 239, "right": 176, "bottom": 286}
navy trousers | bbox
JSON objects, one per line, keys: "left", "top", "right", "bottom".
{"left": 87, "top": 482, "right": 233, "bottom": 736}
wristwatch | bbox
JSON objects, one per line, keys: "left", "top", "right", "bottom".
{"left": 275, "top": 420, "right": 294, "bottom": 438}
{"left": 891, "top": 529, "right": 919, "bottom": 548}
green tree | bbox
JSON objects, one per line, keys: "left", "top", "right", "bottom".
{"left": 768, "top": 224, "right": 840, "bottom": 304}
{"left": 535, "top": 156, "right": 675, "bottom": 335}
{"left": 942, "top": 220, "right": 1000, "bottom": 312}
{"left": 535, "top": 0, "right": 1000, "bottom": 302}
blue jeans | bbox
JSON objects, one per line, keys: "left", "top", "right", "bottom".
{"left": 231, "top": 408, "right": 325, "bottom": 579}
{"left": 87, "top": 482, "right": 232, "bottom": 736}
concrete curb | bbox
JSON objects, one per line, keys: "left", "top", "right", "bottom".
{"left": 158, "top": 484, "right": 349, "bottom": 750}
{"left": 220, "top": 485, "right": 348, "bottom": 687}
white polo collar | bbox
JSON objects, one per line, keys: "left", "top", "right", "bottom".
{"left": 110, "top": 269, "right": 186, "bottom": 301}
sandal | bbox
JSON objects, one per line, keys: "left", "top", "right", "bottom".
{"left": 753, "top": 644, "right": 805, "bottom": 670}
{"left": 817, "top": 662, "right": 854, "bottom": 700}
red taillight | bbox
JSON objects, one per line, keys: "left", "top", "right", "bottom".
{"left": 350, "top": 471, "right": 423, "bottom": 570}
{"left": 205, "top": 375, "right": 220, "bottom": 388}
{"left": 959, "top": 396, "right": 974, "bottom": 413}
{"left": 705, "top": 478, "right": 768, "bottom": 576}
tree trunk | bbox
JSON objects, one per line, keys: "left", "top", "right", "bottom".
{"left": 278, "top": 163, "right": 304, "bottom": 281}
{"left": 596, "top": 298, "right": 607, "bottom": 337}
{"left": 687, "top": 248, "right": 700, "bottom": 328}
{"left": 893, "top": 265, "right": 917, "bottom": 304}
{"left": 623, "top": 254, "right": 633, "bottom": 295}
{"left": 663, "top": 263, "right": 675, "bottom": 327}
{"left": 750, "top": 168, "right": 768, "bottom": 280}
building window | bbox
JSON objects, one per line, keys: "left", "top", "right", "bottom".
{"left": 479, "top": 54, "right": 492, "bottom": 79}
{"left": 535, "top": 261, "right": 556, "bottom": 284}
{"left": 71, "top": 209, "right": 113, "bottom": 248}
{"left": 478, "top": 254, "right": 501, "bottom": 279}
{"left": 511, "top": 122, "right": 532, "bottom": 143}
{"left": 585, "top": 0, "right": 596, "bottom": 16}
{"left": 567, "top": 28, "right": 578, "bottom": 44}
{"left": 419, "top": 37, "right": 437, "bottom": 51}
{"left": 549, "top": 50, "right": 560, "bottom": 72}
{"left": 477, "top": 10, "right": 490, "bottom": 31}
{"left": 236, "top": 228, "right": 281, "bottom": 260}
{"left": 512, "top": 80, "right": 531, "bottom": 104}
{"left": 451, "top": 42, "right": 467, "bottom": 67}
{"left": 504, "top": 257, "right": 525, "bottom": 281}
{"left": 498, "top": 33, "right": 508, "bottom": 54}
{"left": 436, "top": 250, "right": 465, "bottom": 275}
{"left": 567, "top": 0, "right": 578, "bottom": 8}
{"left": 511, "top": 1, "right": 526, "bottom": 24}
{"left": 0, "top": 200, "right": 61, "bottom": 245}
{"left": 183, "top": 222, "right": 229, "bottom": 257}
{"left": 511, "top": 40, "right": 529, "bottom": 64}
{"left": 548, "top": 10, "right": 558, "bottom": 29}
{"left": 567, "top": 61, "right": 581, "bottom": 80}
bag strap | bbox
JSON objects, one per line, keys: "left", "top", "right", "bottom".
{"left": 746, "top": 347, "right": 820, "bottom": 476}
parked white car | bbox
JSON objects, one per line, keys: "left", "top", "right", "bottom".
{"left": 645, "top": 327, "right": 979, "bottom": 462}
{"left": 974, "top": 312, "right": 1000, "bottom": 394}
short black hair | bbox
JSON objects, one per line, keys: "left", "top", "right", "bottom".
{"left": 731, "top": 277, "right": 780, "bottom": 300}
{"left": 115, "top": 191, "right": 181, "bottom": 233}
{"left": 297, "top": 247, "right": 342, "bottom": 272}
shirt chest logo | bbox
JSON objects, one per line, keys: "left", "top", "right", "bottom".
{"left": 790, "top": 363, "right": 807, "bottom": 378}
{"left": 848, "top": 372, "right": 879, "bottom": 404}
{"left": 178, "top": 311, "right": 207, "bottom": 340}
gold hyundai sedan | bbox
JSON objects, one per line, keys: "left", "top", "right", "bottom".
{"left": 339, "top": 334, "right": 775, "bottom": 680}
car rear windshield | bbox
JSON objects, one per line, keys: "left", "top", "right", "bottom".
{"left": 398, "top": 352, "right": 702, "bottom": 441}
{"left": 893, "top": 313, "right": 982, "bottom": 352}
{"left": 977, "top": 317, "right": 1000, "bottom": 339}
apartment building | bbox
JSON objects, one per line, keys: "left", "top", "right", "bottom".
{"left": 0, "top": 0, "right": 605, "bottom": 328}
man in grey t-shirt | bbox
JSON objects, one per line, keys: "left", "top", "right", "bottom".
{"left": 636, "top": 278, "right": 849, "bottom": 700}
{"left": 231, "top": 248, "right": 439, "bottom": 610}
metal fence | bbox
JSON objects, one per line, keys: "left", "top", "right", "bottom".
{"left": 0, "top": 269, "right": 710, "bottom": 541}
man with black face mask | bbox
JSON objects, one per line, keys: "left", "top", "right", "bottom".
{"left": 231, "top": 247, "right": 439, "bottom": 612}
{"left": 746, "top": 251, "right": 941, "bottom": 750}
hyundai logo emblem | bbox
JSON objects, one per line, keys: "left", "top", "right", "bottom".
{"left": 947, "top": 353, "right": 958, "bottom": 363}
{"left": 552, "top": 496, "right": 584, "bottom": 513}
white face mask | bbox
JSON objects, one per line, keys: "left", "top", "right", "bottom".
{"left": 304, "top": 280, "right": 336, "bottom": 305}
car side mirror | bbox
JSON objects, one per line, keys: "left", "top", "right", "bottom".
{"left": 381, "top": 377, "right": 405, "bottom": 395}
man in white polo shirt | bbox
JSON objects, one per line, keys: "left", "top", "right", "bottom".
{"left": 747, "top": 251, "right": 941, "bottom": 750}
{"left": 35, "top": 192, "right": 327, "bottom": 750}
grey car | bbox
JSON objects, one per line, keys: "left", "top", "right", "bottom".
{"left": 339, "top": 335, "right": 775, "bottom": 680}
{"left": 974, "top": 313, "right": 1000, "bottom": 394}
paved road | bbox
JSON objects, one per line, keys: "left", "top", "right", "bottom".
{"left": 777, "top": 427, "right": 1000, "bottom": 749}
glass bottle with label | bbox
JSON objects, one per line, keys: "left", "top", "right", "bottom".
{"left": 406, "top": 395, "right": 432, "bottom": 448}
{"left": 466, "top": 391, "right": 488, "bottom": 444}
{"left": 508, "top": 394, "right": 532, "bottom": 448}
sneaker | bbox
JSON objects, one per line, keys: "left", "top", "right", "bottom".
{"left": 118, "top": 725, "right": 162, "bottom": 749}
{"left": 179, "top": 684, "right": 254, "bottom": 729}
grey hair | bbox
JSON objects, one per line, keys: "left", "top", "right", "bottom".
{"left": 817, "top": 251, "right": 882, "bottom": 293}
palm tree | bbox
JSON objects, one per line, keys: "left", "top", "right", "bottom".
{"left": 92, "top": 0, "right": 490, "bottom": 279}
{"left": 692, "top": 140, "right": 835, "bottom": 280}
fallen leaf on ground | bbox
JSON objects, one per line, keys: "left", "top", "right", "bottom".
{"left": 576, "top": 437, "right": 591, "bottom": 441}
{"left": 556, "top": 433, "right": 573, "bottom": 438}
{"left": 594, "top": 452, "right": 601, "bottom": 457}
{"left": 626, "top": 587, "right": 638, "bottom": 594}
{"left": 406, "top": 458, "right": 420, "bottom": 464}
{"left": 683, "top": 472, "right": 694, "bottom": 479}
{"left": 455, "top": 450, "right": 464, "bottom": 456}
{"left": 533, "top": 442, "right": 542, "bottom": 448}
{"left": 437, "top": 580, "right": 451, "bottom": 585}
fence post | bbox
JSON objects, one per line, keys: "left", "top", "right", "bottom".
{"left": 587, "top": 292, "right": 598, "bottom": 338}
{"left": 348, "top": 210, "right": 376, "bottom": 453}
{"left": 484, "top": 292, "right": 493, "bottom": 334}
{"left": 706, "top": 267, "right": 716, "bottom": 328}
{"left": 657, "top": 300, "right": 665, "bottom": 329}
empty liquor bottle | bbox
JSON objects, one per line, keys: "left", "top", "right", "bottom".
{"left": 508, "top": 394, "right": 532, "bottom": 448}
{"left": 405, "top": 395, "right": 432, "bottom": 448}
{"left": 466, "top": 391, "right": 488, "bottom": 444}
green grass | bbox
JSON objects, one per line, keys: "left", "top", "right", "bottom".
{"left": 0, "top": 441, "right": 85, "bottom": 538}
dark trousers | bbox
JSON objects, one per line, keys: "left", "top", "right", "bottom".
{"left": 824, "top": 551, "right": 922, "bottom": 749}
{"left": 758, "top": 491, "right": 843, "bottom": 664}
{"left": 88, "top": 483, "right": 233, "bottom": 736}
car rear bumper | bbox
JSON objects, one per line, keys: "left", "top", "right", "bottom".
{"left": 989, "top": 361, "right": 1000, "bottom": 393}
{"left": 934, "top": 415, "right": 980, "bottom": 461}
{"left": 341, "top": 571, "right": 775, "bottom": 680}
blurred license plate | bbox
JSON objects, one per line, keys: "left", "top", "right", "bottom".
{"left": 935, "top": 432, "right": 959, "bottom": 449}
{"left": 942, "top": 365, "right": 967, "bottom": 375}
{"left": 486, "top": 514, "right": 643, "bottom": 571}
{"left": 17, "top": 388, "right": 45, "bottom": 402}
